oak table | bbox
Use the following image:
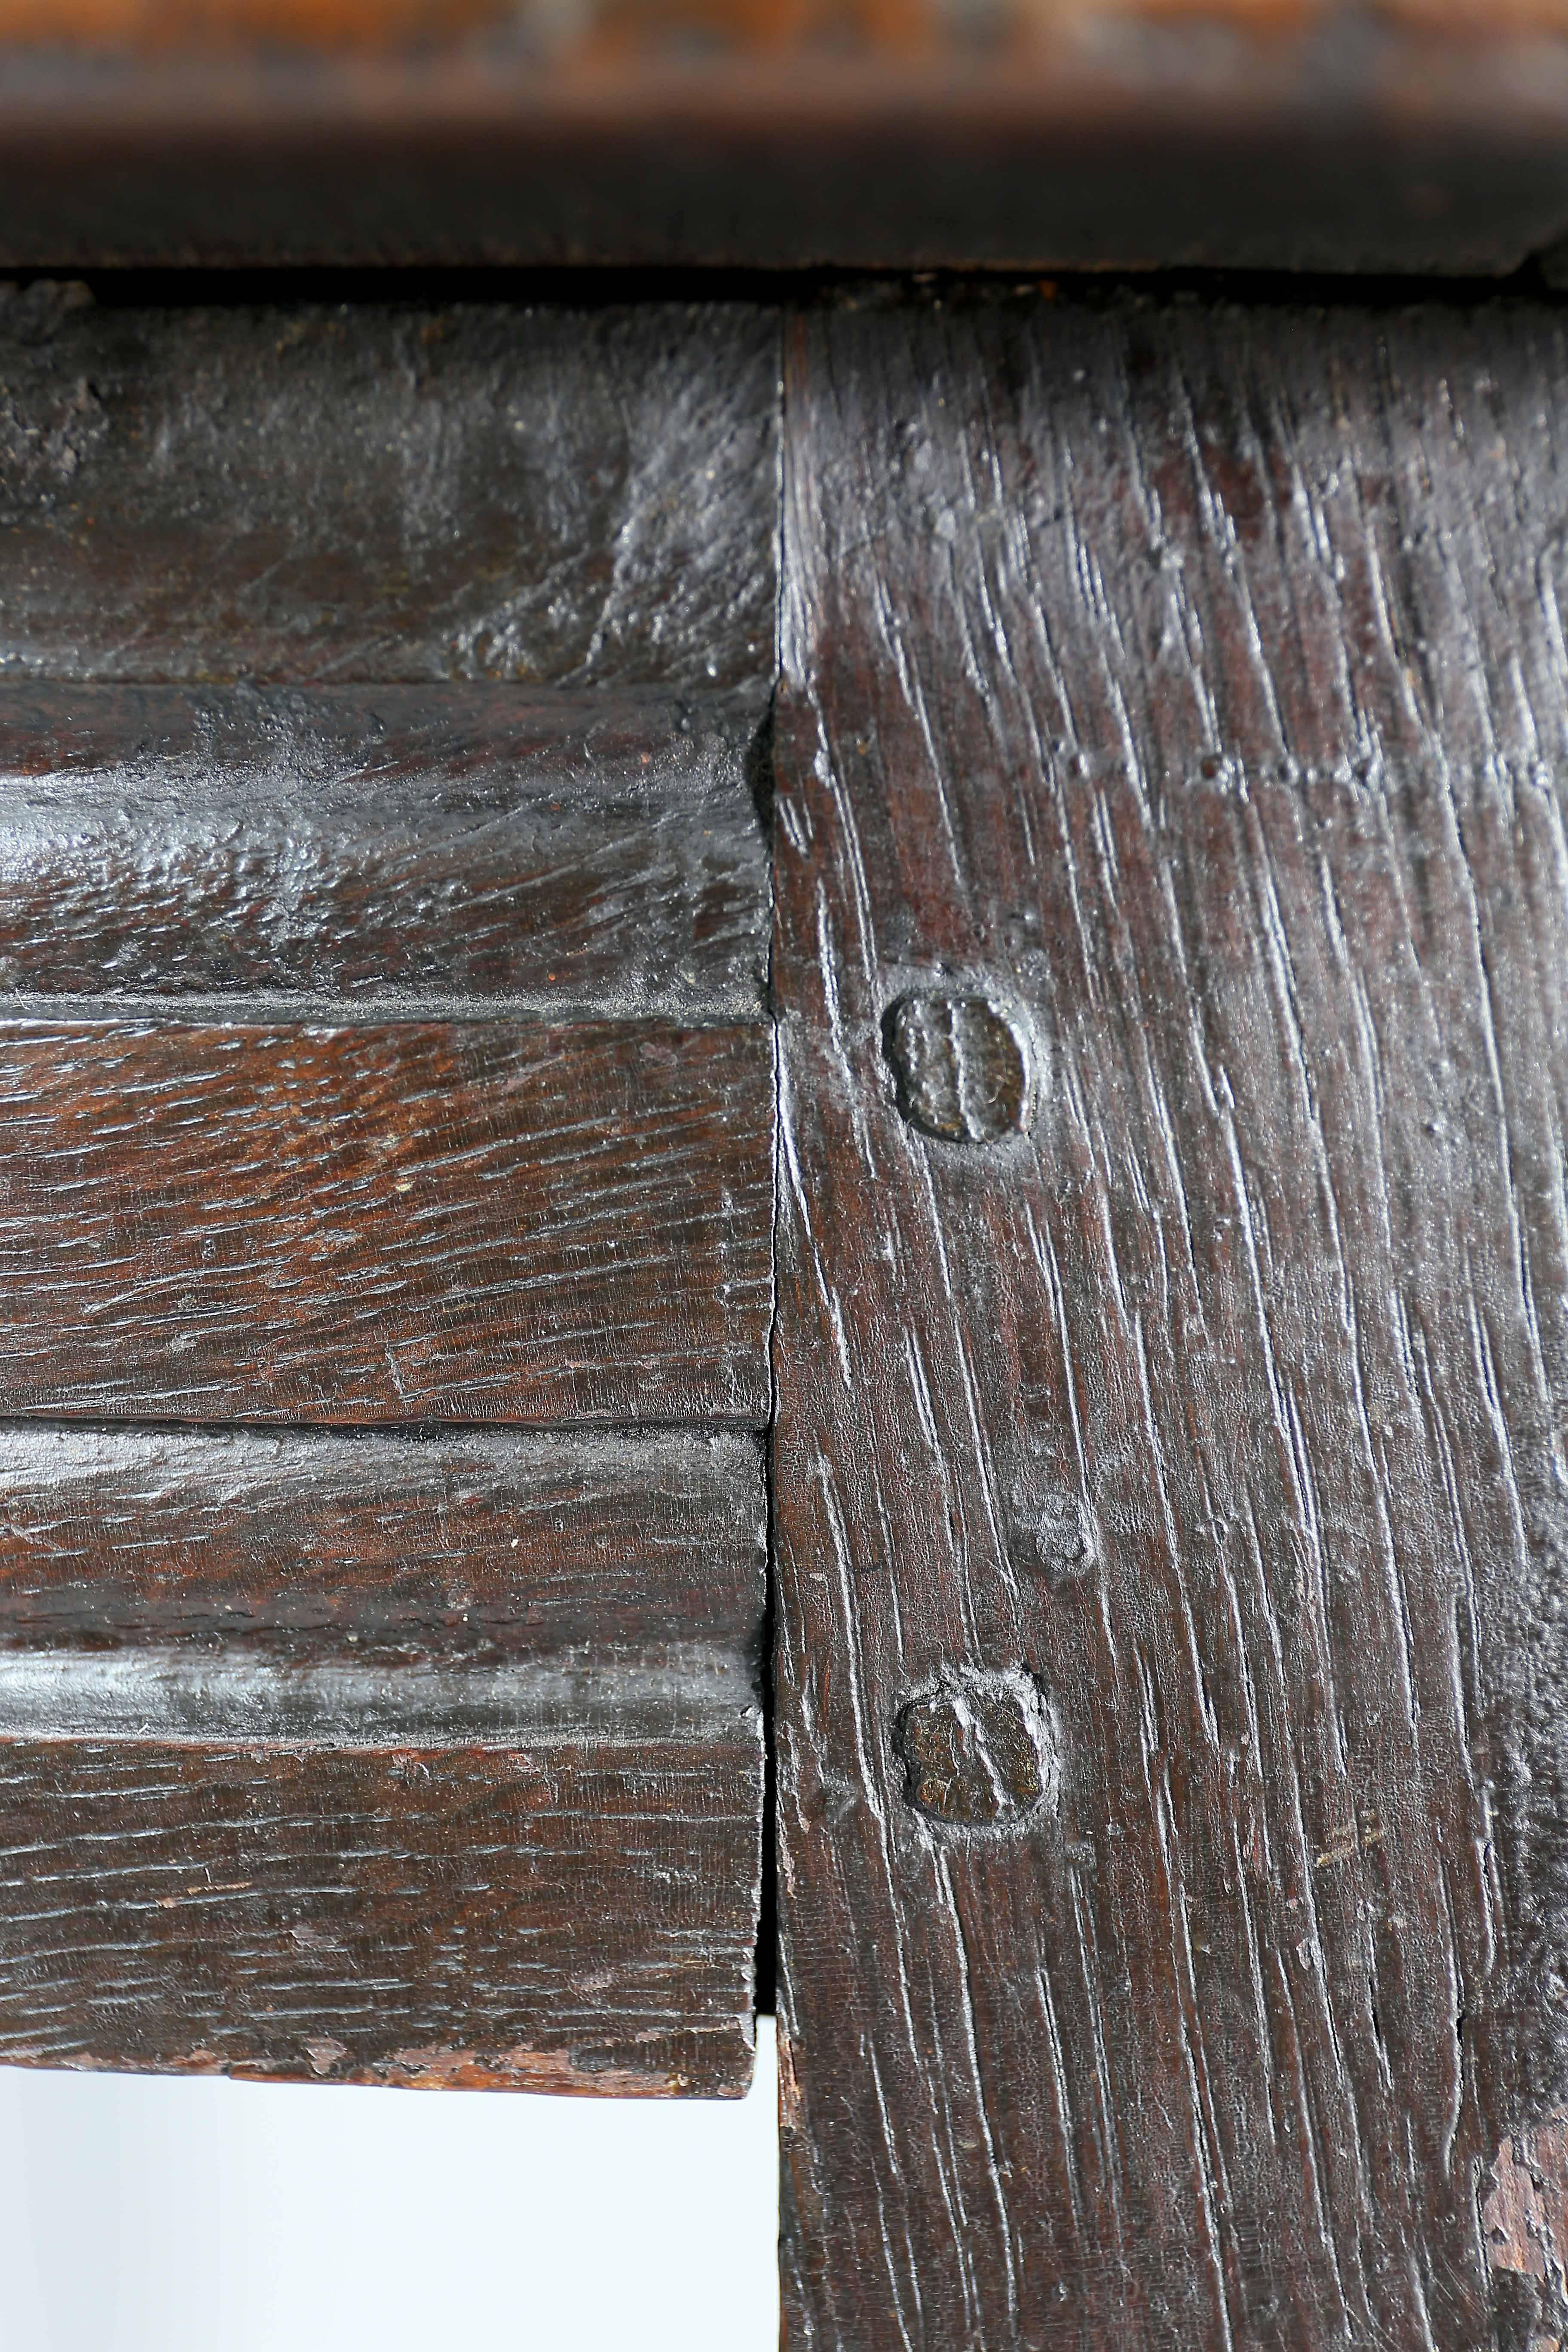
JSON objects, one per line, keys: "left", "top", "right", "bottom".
{"left": 2, "top": 88, "right": 1568, "bottom": 2343}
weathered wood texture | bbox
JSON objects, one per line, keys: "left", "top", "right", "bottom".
{"left": 0, "top": 1019, "right": 772, "bottom": 1423}
{"left": 0, "top": 289, "right": 780, "bottom": 2093}
{"left": 0, "top": 285, "right": 778, "bottom": 693}
{"left": 775, "top": 293, "right": 1568, "bottom": 2348}
{"left": 0, "top": 685, "right": 769, "bottom": 1020}
{"left": 0, "top": 1422, "right": 762, "bottom": 1663}
{"left": 0, "top": 17, "right": 1565, "bottom": 273}
{"left": 1484, "top": 2119, "right": 1568, "bottom": 2336}
{"left": 0, "top": 1424, "right": 765, "bottom": 2090}
{"left": 0, "top": 1740, "right": 759, "bottom": 2092}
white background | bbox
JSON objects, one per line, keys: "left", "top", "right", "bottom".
{"left": 0, "top": 2019, "right": 778, "bottom": 2351}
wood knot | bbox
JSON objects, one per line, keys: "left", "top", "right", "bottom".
{"left": 894, "top": 1669, "right": 1057, "bottom": 1831}
{"left": 882, "top": 993, "right": 1029, "bottom": 1145}
{"left": 1011, "top": 1489, "right": 1098, "bottom": 1589}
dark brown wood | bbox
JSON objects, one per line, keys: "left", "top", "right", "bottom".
{"left": 0, "top": 1424, "right": 764, "bottom": 2091}
{"left": 0, "top": 287, "right": 782, "bottom": 2099}
{"left": 0, "top": 16, "right": 1564, "bottom": 273}
{"left": 0, "top": 1741, "right": 760, "bottom": 2092}
{"left": 0, "top": 1422, "right": 763, "bottom": 1660}
{"left": 0, "top": 1018, "right": 772, "bottom": 1423}
{"left": 0, "top": 685, "right": 769, "bottom": 1020}
{"left": 774, "top": 291, "right": 1568, "bottom": 2348}
{"left": 0, "top": 287, "right": 778, "bottom": 693}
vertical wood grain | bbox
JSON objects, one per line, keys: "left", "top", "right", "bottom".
{"left": 774, "top": 293, "right": 1568, "bottom": 2349}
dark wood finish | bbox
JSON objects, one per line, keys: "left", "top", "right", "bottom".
{"left": 0, "top": 288, "right": 781, "bottom": 2097}
{"left": 0, "top": 18, "right": 1563, "bottom": 272}
{"left": 0, "top": 1422, "right": 763, "bottom": 1662}
{"left": 0, "top": 288, "right": 778, "bottom": 693}
{"left": 0, "top": 1018, "right": 772, "bottom": 1423}
{"left": 774, "top": 292, "right": 1568, "bottom": 2348}
{"left": 0, "top": 685, "right": 769, "bottom": 1021}
{"left": 0, "top": 1424, "right": 764, "bottom": 2091}
{"left": 0, "top": 1741, "right": 760, "bottom": 2092}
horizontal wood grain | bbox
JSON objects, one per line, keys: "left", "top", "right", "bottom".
{"left": 0, "top": 1019, "right": 772, "bottom": 1424}
{"left": 0, "top": 284, "right": 782, "bottom": 2094}
{"left": 0, "top": 1424, "right": 765, "bottom": 2088}
{"left": 0, "top": 685, "right": 769, "bottom": 1020}
{"left": 0, "top": 1422, "right": 763, "bottom": 1664}
{"left": 0, "top": 1651, "right": 756, "bottom": 1744}
{"left": 775, "top": 292, "right": 1568, "bottom": 2347}
{"left": 0, "top": 289, "right": 778, "bottom": 692}
{"left": 0, "top": 1737, "right": 762, "bottom": 2090}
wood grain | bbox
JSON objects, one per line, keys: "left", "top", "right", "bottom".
{"left": 1483, "top": 2120, "right": 1568, "bottom": 2345}
{"left": 775, "top": 292, "right": 1568, "bottom": 2348}
{"left": 0, "top": 287, "right": 781, "bottom": 2090}
{"left": 0, "top": 1424, "right": 764, "bottom": 2089}
{"left": 0, "top": 1018, "right": 772, "bottom": 1424}
{"left": 0, "top": 287, "right": 778, "bottom": 693}
{"left": 0, "top": 1423, "right": 763, "bottom": 1663}
{"left": 0, "top": 685, "right": 769, "bottom": 1020}
{"left": 0, "top": 1738, "right": 762, "bottom": 2091}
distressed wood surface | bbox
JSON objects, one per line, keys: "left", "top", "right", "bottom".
{"left": 0, "top": 1739, "right": 761, "bottom": 2092}
{"left": 775, "top": 293, "right": 1568, "bottom": 2348}
{"left": 0, "top": 1424, "right": 764, "bottom": 2089}
{"left": 0, "top": 1018, "right": 772, "bottom": 1424}
{"left": 0, "top": 285, "right": 778, "bottom": 693}
{"left": 0, "top": 1423, "right": 763, "bottom": 1662}
{"left": 0, "top": 685, "right": 769, "bottom": 1020}
{"left": 0, "top": 287, "right": 781, "bottom": 2096}
{"left": 1484, "top": 2120, "right": 1568, "bottom": 2341}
